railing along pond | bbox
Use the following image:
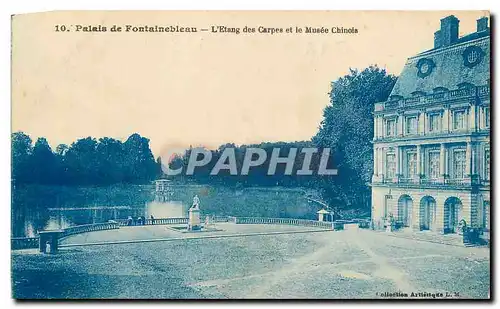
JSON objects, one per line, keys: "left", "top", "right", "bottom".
{"left": 234, "top": 217, "right": 334, "bottom": 229}
{"left": 119, "top": 216, "right": 233, "bottom": 226}
{"left": 11, "top": 237, "right": 40, "bottom": 250}
{"left": 12, "top": 216, "right": 372, "bottom": 250}
{"left": 11, "top": 222, "right": 120, "bottom": 250}
{"left": 60, "top": 222, "right": 120, "bottom": 238}
{"left": 146, "top": 217, "right": 188, "bottom": 225}
{"left": 333, "top": 219, "right": 371, "bottom": 230}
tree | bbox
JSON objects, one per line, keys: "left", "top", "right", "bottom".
{"left": 11, "top": 132, "right": 160, "bottom": 186}
{"left": 11, "top": 132, "right": 33, "bottom": 183}
{"left": 155, "top": 157, "right": 163, "bottom": 179}
{"left": 123, "top": 133, "right": 157, "bottom": 183}
{"left": 55, "top": 144, "right": 69, "bottom": 156}
{"left": 313, "top": 66, "right": 396, "bottom": 208}
{"left": 64, "top": 137, "right": 99, "bottom": 185}
{"left": 95, "top": 137, "right": 125, "bottom": 184}
{"left": 31, "top": 137, "right": 58, "bottom": 184}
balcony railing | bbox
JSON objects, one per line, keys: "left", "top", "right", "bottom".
{"left": 420, "top": 178, "right": 443, "bottom": 185}
{"left": 477, "top": 85, "right": 490, "bottom": 97}
{"left": 444, "top": 178, "right": 468, "bottom": 185}
{"left": 374, "top": 126, "right": 491, "bottom": 142}
{"left": 397, "top": 177, "right": 418, "bottom": 184}
{"left": 374, "top": 176, "right": 482, "bottom": 187}
{"left": 381, "top": 86, "right": 488, "bottom": 111}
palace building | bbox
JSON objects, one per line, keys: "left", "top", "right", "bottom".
{"left": 371, "top": 15, "right": 490, "bottom": 234}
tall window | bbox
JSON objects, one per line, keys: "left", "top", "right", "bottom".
{"left": 386, "top": 119, "right": 396, "bottom": 137}
{"left": 453, "top": 150, "right": 466, "bottom": 179}
{"left": 453, "top": 110, "right": 466, "bottom": 130}
{"left": 485, "top": 107, "right": 490, "bottom": 128}
{"left": 407, "top": 152, "right": 417, "bottom": 178}
{"left": 406, "top": 117, "right": 418, "bottom": 135}
{"left": 485, "top": 149, "right": 490, "bottom": 181}
{"left": 428, "top": 152, "right": 440, "bottom": 179}
{"left": 429, "top": 113, "right": 441, "bottom": 132}
{"left": 386, "top": 154, "right": 396, "bottom": 178}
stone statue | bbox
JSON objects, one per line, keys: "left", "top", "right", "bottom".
{"left": 458, "top": 219, "right": 467, "bottom": 235}
{"left": 191, "top": 195, "right": 200, "bottom": 210}
{"left": 188, "top": 195, "right": 201, "bottom": 231}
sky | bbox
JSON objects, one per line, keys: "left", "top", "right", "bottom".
{"left": 11, "top": 11, "right": 488, "bottom": 158}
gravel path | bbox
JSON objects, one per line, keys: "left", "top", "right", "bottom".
{"left": 12, "top": 228, "right": 490, "bottom": 299}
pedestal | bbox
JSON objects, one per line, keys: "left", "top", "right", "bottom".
{"left": 188, "top": 208, "right": 201, "bottom": 231}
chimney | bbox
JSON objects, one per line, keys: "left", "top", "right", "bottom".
{"left": 440, "top": 15, "right": 460, "bottom": 47}
{"left": 434, "top": 30, "right": 442, "bottom": 48}
{"left": 477, "top": 16, "right": 489, "bottom": 32}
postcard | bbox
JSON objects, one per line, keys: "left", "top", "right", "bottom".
{"left": 11, "top": 11, "right": 490, "bottom": 300}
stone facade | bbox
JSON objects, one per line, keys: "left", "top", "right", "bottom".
{"left": 371, "top": 15, "right": 490, "bottom": 234}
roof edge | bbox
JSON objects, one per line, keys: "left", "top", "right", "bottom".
{"left": 408, "top": 35, "right": 490, "bottom": 61}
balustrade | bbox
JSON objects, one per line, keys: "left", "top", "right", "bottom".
{"left": 12, "top": 215, "right": 363, "bottom": 251}
{"left": 61, "top": 222, "right": 120, "bottom": 238}
{"left": 383, "top": 85, "right": 487, "bottom": 111}
{"left": 233, "top": 217, "right": 333, "bottom": 229}
{"left": 11, "top": 237, "right": 39, "bottom": 250}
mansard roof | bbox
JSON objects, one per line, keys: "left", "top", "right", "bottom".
{"left": 389, "top": 32, "right": 490, "bottom": 98}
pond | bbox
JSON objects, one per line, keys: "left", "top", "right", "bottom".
{"left": 11, "top": 184, "right": 319, "bottom": 237}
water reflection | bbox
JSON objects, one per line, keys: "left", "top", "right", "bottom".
{"left": 145, "top": 201, "right": 187, "bottom": 219}
{"left": 13, "top": 201, "right": 187, "bottom": 237}
{"left": 12, "top": 185, "right": 317, "bottom": 237}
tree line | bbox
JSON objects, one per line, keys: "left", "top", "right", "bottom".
{"left": 166, "top": 141, "right": 337, "bottom": 188}
{"left": 12, "top": 133, "right": 161, "bottom": 185}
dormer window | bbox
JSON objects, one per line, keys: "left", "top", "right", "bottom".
{"left": 457, "top": 82, "right": 475, "bottom": 89}
{"left": 433, "top": 87, "right": 449, "bottom": 93}
{"left": 416, "top": 58, "right": 435, "bottom": 78}
{"left": 410, "top": 91, "right": 426, "bottom": 97}
{"left": 462, "top": 46, "right": 485, "bottom": 68}
{"left": 389, "top": 95, "right": 403, "bottom": 101}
